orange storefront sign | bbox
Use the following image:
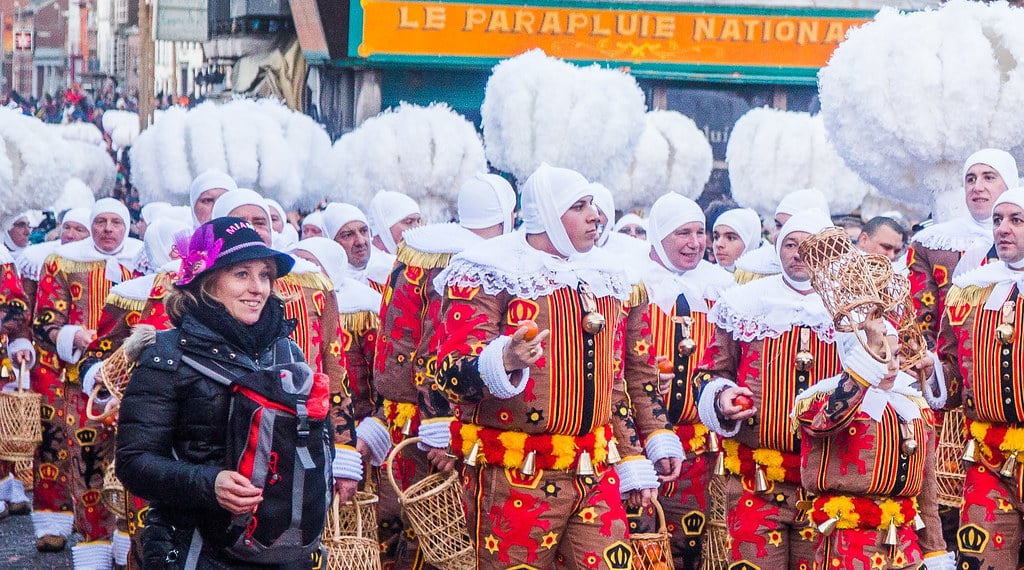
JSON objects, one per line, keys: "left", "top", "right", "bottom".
{"left": 354, "top": 0, "right": 872, "bottom": 72}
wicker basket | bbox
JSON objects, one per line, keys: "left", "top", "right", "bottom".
{"left": 101, "top": 460, "right": 127, "bottom": 520}
{"left": 936, "top": 409, "right": 967, "bottom": 508}
{"left": 630, "top": 498, "right": 674, "bottom": 570}
{"left": 385, "top": 437, "right": 475, "bottom": 570}
{"left": 323, "top": 492, "right": 382, "bottom": 570}
{"left": 700, "top": 467, "right": 728, "bottom": 570}
{"left": 798, "top": 227, "right": 886, "bottom": 332}
{"left": 0, "top": 365, "right": 42, "bottom": 462}
{"left": 85, "top": 345, "right": 137, "bottom": 422}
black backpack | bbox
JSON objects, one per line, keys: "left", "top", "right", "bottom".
{"left": 181, "top": 339, "right": 333, "bottom": 565}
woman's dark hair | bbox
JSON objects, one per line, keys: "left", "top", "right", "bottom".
{"left": 164, "top": 259, "right": 282, "bottom": 326}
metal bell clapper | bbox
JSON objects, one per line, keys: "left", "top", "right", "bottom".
{"left": 401, "top": 418, "right": 413, "bottom": 437}
{"left": 520, "top": 450, "right": 537, "bottom": 476}
{"left": 962, "top": 439, "right": 978, "bottom": 463}
{"left": 676, "top": 316, "right": 696, "bottom": 357}
{"left": 577, "top": 450, "right": 596, "bottom": 476}
{"left": 816, "top": 514, "right": 841, "bottom": 536}
{"left": 1000, "top": 451, "right": 1019, "bottom": 478}
{"left": 754, "top": 464, "right": 769, "bottom": 492}
{"left": 465, "top": 441, "right": 481, "bottom": 467}
{"left": 883, "top": 518, "right": 899, "bottom": 546}
{"left": 795, "top": 351, "right": 814, "bottom": 371}
{"left": 582, "top": 312, "right": 606, "bottom": 335}
{"left": 606, "top": 438, "right": 621, "bottom": 464}
{"left": 914, "top": 513, "right": 926, "bottom": 531}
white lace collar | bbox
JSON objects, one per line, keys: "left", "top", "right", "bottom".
{"left": 642, "top": 258, "right": 734, "bottom": 315}
{"left": 912, "top": 216, "right": 991, "bottom": 253}
{"left": 709, "top": 274, "right": 835, "bottom": 342}
{"left": 434, "top": 231, "right": 631, "bottom": 301}
{"left": 335, "top": 277, "right": 383, "bottom": 314}
{"left": 349, "top": 248, "right": 395, "bottom": 287}
{"left": 733, "top": 243, "right": 781, "bottom": 276}
{"left": 54, "top": 237, "right": 144, "bottom": 283}
{"left": 403, "top": 223, "right": 482, "bottom": 255}
{"left": 16, "top": 240, "right": 59, "bottom": 281}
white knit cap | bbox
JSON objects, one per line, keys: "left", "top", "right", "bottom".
{"left": 367, "top": 191, "right": 420, "bottom": 254}
{"left": 457, "top": 173, "right": 517, "bottom": 234}
{"left": 323, "top": 203, "right": 369, "bottom": 242}
{"left": 519, "top": 163, "right": 594, "bottom": 258}
{"left": 992, "top": 187, "right": 1024, "bottom": 213}
{"left": 62, "top": 208, "right": 92, "bottom": 232}
{"left": 144, "top": 214, "right": 192, "bottom": 269}
{"left": 714, "top": 208, "right": 762, "bottom": 254}
{"left": 302, "top": 211, "right": 328, "bottom": 235}
{"left": 613, "top": 213, "right": 647, "bottom": 235}
{"left": 188, "top": 170, "right": 237, "bottom": 223}
{"left": 294, "top": 237, "right": 348, "bottom": 288}
{"left": 90, "top": 198, "right": 131, "bottom": 255}
{"left": 962, "top": 148, "right": 1019, "bottom": 188}
{"left": 265, "top": 198, "right": 286, "bottom": 226}
{"left": 211, "top": 188, "right": 272, "bottom": 225}
{"left": 589, "top": 182, "right": 615, "bottom": 247}
{"left": 648, "top": 192, "right": 705, "bottom": 272}
{"left": 775, "top": 188, "right": 831, "bottom": 218}
{"left": 775, "top": 208, "right": 832, "bottom": 258}
{"left": 140, "top": 201, "right": 172, "bottom": 225}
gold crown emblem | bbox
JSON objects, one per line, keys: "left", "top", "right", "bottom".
{"left": 310, "top": 549, "right": 323, "bottom": 570}
{"left": 40, "top": 404, "right": 55, "bottom": 422}
{"left": 681, "top": 511, "right": 706, "bottom": 536}
{"left": 75, "top": 427, "right": 98, "bottom": 446}
{"left": 957, "top": 523, "right": 989, "bottom": 554}
{"left": 81, "top": 489, "right": 102, "bottom": 506}
{"left": 507, "top": 566, "right": 539, "bottom": 570}
{"left": 728, "top": 563, "right": 762, "bottom": 570}
{"left": 39, "top": 463, "right": 59, "bottom": 481}
{"left": 603, "top": 541, "right": 632, "bottom": 570}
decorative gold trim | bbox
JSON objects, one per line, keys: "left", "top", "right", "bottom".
{"left": 338, "top": 310, "right": 380, "bottom": 335}
{"left": 52, "top": 257, "right": 104, "bottom": 274}
{"left": 626, "top": 281, "right": 648, "bottom": 308}
{"left": 103, "top": 293, "right": 147, "bottom": 312}
{"left": 283, "top": 271, "right": 335, "bottom": 292}
{"left": 733, "top": 268, "right": 772, "bottom": 285}
{"left": 945, "top": 284, "right": 994, "bottom": 308}
{"left": 396, "top": 243, "right": 454, "bottom": 270}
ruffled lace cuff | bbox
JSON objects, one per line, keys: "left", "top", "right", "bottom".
{"left": 616, "top": 456, "right": 659, "bottom": 493}
{"left": 416, "top": 418, "right": 453, "bottom": 450}
{"left": 355, "top": 418, "right": 392, "bottom": 467}
{"left": 698, "top": 377, "right": 741, "bottom": 437}
{"left": 332, "top": 445, "right": 363, "bottom": 481}
{"left": 645, "top": 430, "right": 684, "bottom": 462}
{"left": 479, "top": 336, "right": 529, "bottom": 400}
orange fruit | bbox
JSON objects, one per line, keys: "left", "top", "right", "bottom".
{"left": 519, "top": 320, "right": 539, "bottom": 341}
{"left": 733, "top": 394, "right": 754, "bottom": 411}
{"left": 657, "top": 359, "right": 674, "bottom": 374}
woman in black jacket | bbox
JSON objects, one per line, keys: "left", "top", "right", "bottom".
{"left": 116, "top": 217, "right": 361, "bottom": 569}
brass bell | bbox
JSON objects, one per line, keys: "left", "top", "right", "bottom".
{"left": 900, "top": 423, "right": 918, "bottom": 456}
{"left": 401, "top": 418, "right": 413, "bottom": 437}
{"left": 581, "top": 313, "right": 606, "bottom": 336}
{"left": 996, "top": 323, "right": 1015, "bottom": 344}
{"left": 465, "top": 441, "right": 481, "bottom": 467}
{"left": 795, "top": 351, "right": 814, "bottom": 371}
{"left": 1000, "top": 451, "right": 1019, "bottom": 478}
{"left": 816, "top": 514, "right": 841, "bottom": 536}
{"left": 754, "top": 464, "right": 769, "bottom": 492}
{"left": 577, "top": 450, "right": 596, "bottom": 476}
{"left": 678, "top": 338, "right": 696, "bottom": 358}
{"left": 606, "top": 438, "right": 621, "bottom": 464}
{"left": 962, "top": 439, "right": 978, "bottom": 463}
{"left": 913, "top": 513, "right": 926, "bottom": 531}
{"left": 713, "top": 452, "right": 726, "bottom": 477}
{"left": 707, "top": 433, "right": 720, "bottom": 454}
{"left": 883, "top": 518, "right": 899, "bottom": 546}
{"left": 520, "top": 450, "right": 537, "bottom": 476}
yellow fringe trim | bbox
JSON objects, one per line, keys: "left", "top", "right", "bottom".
{"left": 945, "top": 284, "right": 994, "bottom": 308}
{"left": 396, "top": 243, "right": 454, "bottom": 271}
{"left": 626, "top": 282, "right": 648, "bottom": 309}
{"left": 103, "top": 293, "right": 147, "bottom": 312}
{"left": 339, "top": 310, "right": 380, "bottom": 335}
{"left": 733, "top": 268, "right": 773, "bottom": 285}
{"left": 790, "top": 391, "right": 828, "bottom": 434}
{"left": 281, "top": 271, "right": 335, "bottom": 292}
{"left": 51, "top": 256, "right": 104, "bottom": 274}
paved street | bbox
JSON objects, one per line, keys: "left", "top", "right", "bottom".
{"left": 0, "top": 511, "right": 73, "bottom": 569}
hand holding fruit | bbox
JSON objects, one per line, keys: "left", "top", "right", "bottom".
{"left": 655, "top": 356, "right": 674, "bottom": 395}
{"left": 716, "top": 386, "right": 757, "bottom": 423}
{"left": 503, "top": 320, "right": 551, "bottom": 372}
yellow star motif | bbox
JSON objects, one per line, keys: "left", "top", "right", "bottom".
{"left": 541, "top": 531, "right": 559, "bottom": 549}
{"left": 767, "top": 530, "right": 782, "bottom": 547}
{"left": 329, "top": 341, "right": 342, "bottom": 357}
{"left": 921, "top": 292, "right": 936, "bottom": 307}
{"left": 892, "top": 550, "right": 906, "bottom": 566}
{"left": 484, "top": 534, "right": 500, "bottom": 554}
{"left": 633, "top": 339, "right": 650, "bottom": 355}
{"left": 998, "top": 498, "right": 1013, "bottom": 512}
{"left": 799, "top": 527, "right": 817, "bottom": 541}
{"left": 870, "top": 552, "right": 886, "bottom": 570}
{"left": 577, "top": 507, "right": 598, "bottom": 523}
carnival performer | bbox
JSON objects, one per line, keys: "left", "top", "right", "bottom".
{"left": 695, "top": 208, "right": 841, "bottom": 569}
{"left": 732, "top": 189, "right": 830, "bottom": 284}
{"left": 367, "top": 190, "right": 423, "bottom": 257}
{"left": 3, "top": 211, "right": 32, "bottom": 259}
{"left": 909, "top": 149, "right": 1016, "bottom": 349}
{"left": 429, "top": 164, "right": 665, "bottom": 570}
{"left": 629, "top": 192, "right": 735, "bottom": 570}
{"left": 188, "top": 169, "right": 237, "bottom": 226}
{"left": 937, "top": 187, "right": 1024, "bottom": 568}
{"left": 30, "top": 198, "right": 142, "bottom": 568}
{"left": 267, "top": 197, "right": 299, "bottom": 251}
{"left": 712, "top": 208, "right": 762, "bottom": 274}
{"left": 18, "top": 207, "right": 92, "bottom": 313}
{"left": 370, "top": 173, "right": 516, "bottom": 569}
{"left": 794, "top": 317, "right": 950, "bottom": 568}
{"left": 301, "top": 210, "right": 327, "bottom": 239}
{"left": 323, "top": 202, "right": 394, "bottom": 292}
{"left": 613, "top": 213, "right": 647, "bottom": 241}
